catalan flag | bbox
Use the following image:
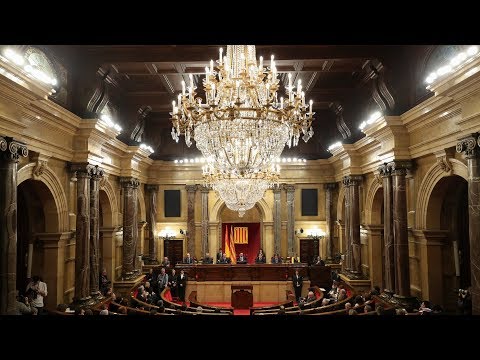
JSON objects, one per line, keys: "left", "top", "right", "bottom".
{"left": 233, "top": 227, "right": 248, "bottom": 244}
{"left": 224, "top": 225, "right": 236, "bottom": 264}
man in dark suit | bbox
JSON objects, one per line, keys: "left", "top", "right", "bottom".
{"left": 168, "top": 268, "right": 178, "bottom": 299}
{"left": 237, "top": 252, "right": 247, "bottom": 264}
{"left": 271, "top": 253, "right": 282, "bottom": 264}
{"left": 184, "top": 253, "right": 194, "bottom": 264}
{"left": 292, "top": 269, "right": 303, "bottom": 303}
{"left": 177, "top": 269, "right": 187, "bottom": 302}
{"left": 203, "top": 252, "right": 214, "bottom": 264}
{"left": 216, "top": 248, "right": 223, "bottom": 263}
{"left": 218, "top": 253, "right": 231, "bottom": 264}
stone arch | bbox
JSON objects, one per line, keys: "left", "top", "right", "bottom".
{"left": 17, "top": 163, "right": 68, "bottom": 232}
{"left": 416, "top": 159, "right": 468, "bottom": 229}
{"left": 99, "top": 177, "right": 118, "bottom": 227}
{"left": 365, "top": 179, "right": 383, "bottom": 224}
{"left": 210, "top": 197, "right": 271, "bottom": 223}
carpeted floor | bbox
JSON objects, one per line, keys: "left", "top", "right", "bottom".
{"left": 204, "top": 302, "right": 278, "bottom": 315}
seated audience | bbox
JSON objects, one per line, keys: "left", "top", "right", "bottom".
{"left": 216, "top": 248, "right": 223, "bottom": 263}
{"left": 17, "top": 295, "right": 37, "bottom": 315}
{"left": 237, "top": 252, "right": 247, "bottom": 264}
{"left": 305, "top": 291, "right": 316, "bottom": 303}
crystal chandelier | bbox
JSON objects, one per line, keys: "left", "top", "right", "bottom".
{"left": 202, "top": 163, "right": 280, "bottom": 217}
{"left": 170, "top": 45, "right": 315, "bottom": 214}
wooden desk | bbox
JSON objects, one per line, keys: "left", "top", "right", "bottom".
{"left": 231, "top": 285, "right": 253, "bottom": 309}
{"left": 174, "top": 264, "right": 310, "bottom": 281}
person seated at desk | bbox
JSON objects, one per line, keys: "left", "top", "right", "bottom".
{"left": 203, "top": 252, "right": 214, "bottom": 264}
{"left": 237, "top": 252, "right": 248, "bottom": 264}
{"left": 183, "top": 253, "right": 195, "bottom": 264}
{"left": 218, "top": 252, "right": 231, "bottom": 264}
{"left": 255, "top": 249, "right": 266, "bottom": 264}
{"left": 313, "top": 255, "right": 325, "bottom": 266}
{"left": 271, "top": 253, "right": 282, "bottom": 264}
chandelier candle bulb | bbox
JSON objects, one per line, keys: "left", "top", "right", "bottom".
{"left": 219, "top": 48, "right": 223, "bottom": 65}
{"left": 259, "top": 56, "right": 263, "bottom": 71}
{"left": 309, "top": 99, "right": 313, "bottom": 114}
{"left": 210, "top": 60, "right": 214, "bottom": 74}
{"left": 181, "top": 80, "right": 186, "bottom": 95}
{"left": 301, "top": 91, "right": 305, "bottom": 107}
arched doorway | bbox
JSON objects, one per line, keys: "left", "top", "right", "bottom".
{"left": 426, "top": 175, "right": 469, "bottom": 310}
{"left": 220, "top": 205, "right": 262, "bottom": 263}
{"left": 369, "top": 186, "right": 384, "bottom": 289}
{"left": 17, "top": 179, "right": 58, "bottom": 293}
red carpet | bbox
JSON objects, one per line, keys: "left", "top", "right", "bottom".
{"left": 204, "top": 302, "right": 277, "bottom": 315}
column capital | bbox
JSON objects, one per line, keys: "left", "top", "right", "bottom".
{"left": 324, "top": 182, "right": 337, "bottom": 190}
{"left": 456, "top": 133, "right": 480, "bottom": 159}
{"left": 120, "top": 177, "right": 140, "bottom": 188}
{"left": 343, "top": 175, "right": 362, "bottom": 187}
{"left": 387, "top": 160, "right": 412, "bottom": 176}
{"left": 199, "top": 185, "right": 210, "bottom": 193}
{"left": 0, "top": 136, "right": 28, "bottom": 162}
{"left": 186, "top": 184, "right": 198, "bottom": 193}
{"left": 378, "top": 163, "right": 391, "bottom": 177}
{"left": 283, "top": 184, "right": 296, "bottom": 192}
{"left": 145, "top": 184, "right": 159, "bottom": 192}
{"left": 272, "top": 184, "right": 282, "bottom": 193}
{"left": 69, "top": 162, "right": 93, "bottom": 178}
{"left": 89, "top": 165, "right": 104, "bottom": 180}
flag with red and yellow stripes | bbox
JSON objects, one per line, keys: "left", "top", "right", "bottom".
{"left": 233, "top": 227, "right": 248, "bottom": 244}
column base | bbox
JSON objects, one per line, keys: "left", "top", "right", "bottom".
{"left": 114, "top": 274, "right": 145, "bottom": 298}
{"left": 71, "top": 295, "right": 96, "bottom": 308}
{"left": 144, "top": 258, "right": 159, "bottom": 265}
{"left": 339, "top": 273, "right": 371, "bottom": 293}
{"left": 122, "top": 269, "right": 142, "bottom": 281}
{"left": 90, "top": 291, "right": 104, "bottom": 301}
{"left": 378, "top": 292, "right": 419, "bottom": 312}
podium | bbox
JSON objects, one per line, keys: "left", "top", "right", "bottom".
{"left": 231, "top": 285, "right": 253, "bottom": 309}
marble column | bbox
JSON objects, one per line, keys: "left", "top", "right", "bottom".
{"left": 457, "top": 133, "right": 480, "bottom": 315}
{"left": 70, "top": 163, "right": 92, "bottom": 303}
{"left": 186, "top": 185, "right": 197, "bottom": 256}
{"left": 0, "top": 136, "right": 27, "bottom": 315}
{"left": 120, "top": 177, "right": 139, "bottom": 280}
{"left": 342, "top": 177, "right": 351, "bottom": 271}
{"left": 200, "top": 186, "right": 209, "bottom": 258}
{"left": 273, "top": 185, "right": 282, "bottom": 255}
{"left": 380, "top": 163, "right": 395, "bottom": 293}
{"left": 89, "top": 165, "right": 104, "bottom": 298}
{"left": 389, "top": 161, "right": 411, "bottom": 297}
{"left": 348, "top": 175, "right": 362, "bottom": 274}
{"left": 145, "top": 184, "right": 159, "bottom": 263}
{"left": 324, "top": 183, "right": 337, "bottom": 261}
{"left": 285, "top": 185, "right": 296, "bottom": 257}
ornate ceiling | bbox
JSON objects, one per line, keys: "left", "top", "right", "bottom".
{"left": 40, "top": 44, "right": 436, "bottom": 160}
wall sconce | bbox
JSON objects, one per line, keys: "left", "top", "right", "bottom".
{"left": 306, "top": 228, "right": 325, "bottom": 240}
{"left": 294, "top": 228, "right": 304, "bottom": 235}
{"left": 159, "top": 229, "right": 176, "bottom": 240}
